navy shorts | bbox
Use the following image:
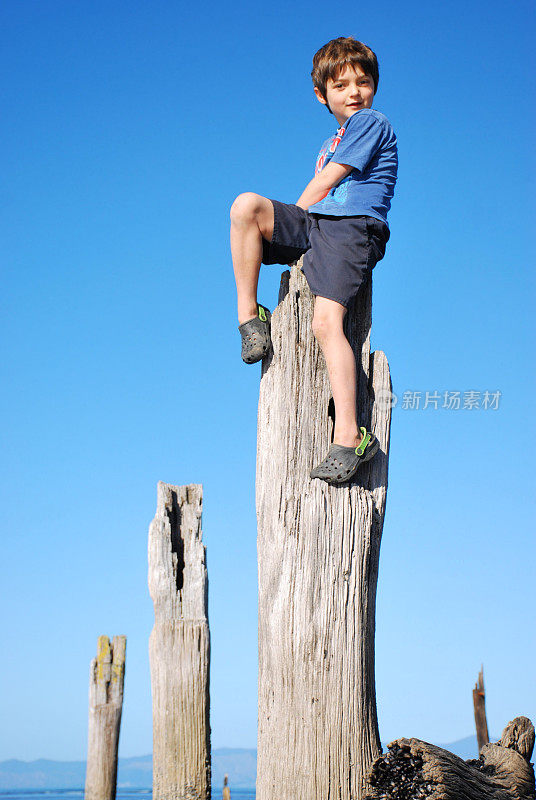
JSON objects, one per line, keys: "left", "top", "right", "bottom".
{"left": 261, "top": 199, "right": 390, "bottom": 308}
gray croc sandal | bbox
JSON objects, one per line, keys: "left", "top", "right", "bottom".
{"left": 239, "top": 304, "right": 272, "bottom": 364}
{"left": 310, "top": 427, "right": 379, "bottom": 485}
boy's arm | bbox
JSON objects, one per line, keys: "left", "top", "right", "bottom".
{"left": 296, "top": 162, "right": 353, "bottom": 209}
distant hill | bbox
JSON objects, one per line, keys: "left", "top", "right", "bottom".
{"left": 436, "top": 735, "right": 482, "bottom": 760}
{"left": 0, "top": 737, "right": 486, "bottom": 789}
{"left": 0, "top": 750, "right": 257, "bottom": 790}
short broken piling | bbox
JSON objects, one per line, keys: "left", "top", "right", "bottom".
{"left": 473, "top": 665, "right": 490, "bottom": 753}
{"left": 85, "top": 635, "right": 126, "bottom": 800}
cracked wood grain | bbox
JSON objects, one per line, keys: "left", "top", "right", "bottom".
{"left": 148, "top": 482, "right": 211, "bottom": 800}
{"left": 256, "top": 262, "right": 392, "bottom": 800}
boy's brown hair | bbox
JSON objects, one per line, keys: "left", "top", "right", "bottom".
{"left": 311, "top": 37, "right": 379, "bottom": 113}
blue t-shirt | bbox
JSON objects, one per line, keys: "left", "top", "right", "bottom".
{"left": 308, "top": 108, "right": 398, "bottom": 225}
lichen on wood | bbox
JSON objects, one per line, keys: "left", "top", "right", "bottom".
{"left": 85, "top": 635, "right": 126, "bottom": 800}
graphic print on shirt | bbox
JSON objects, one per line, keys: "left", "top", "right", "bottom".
{"left": 315, "top": 125, "right": 345, "bottom": 175}
{"left": 332, "top": 180, "right": 349, "bottom": 204}
{"left": 315, "top": 124, "right": 352, "bottom": 204}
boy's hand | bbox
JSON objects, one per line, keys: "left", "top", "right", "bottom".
{"left": 296, "top": 162, "right": 352, "bottom": 209}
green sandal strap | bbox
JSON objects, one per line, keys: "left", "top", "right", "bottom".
{"left": 355, "top": 427, "right": 371, "bottom": 456}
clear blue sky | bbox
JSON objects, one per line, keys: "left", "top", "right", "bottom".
{"left": 1, "top": 0, "right": 534, "bottom": 762}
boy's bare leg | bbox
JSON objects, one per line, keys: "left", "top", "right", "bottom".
{"left": 230, "top": 193, "right": 275, "bottom": 325}
{"left": 312, "top": 296, "right": 363, "bottom": 448}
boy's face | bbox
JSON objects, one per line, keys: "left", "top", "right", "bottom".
{"left": 314, "top": 63, "right": 375, "bottom": 126}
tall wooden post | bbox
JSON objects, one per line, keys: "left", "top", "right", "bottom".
{"left": 256, "top": 263, "right": 393, "bottom": 800}
{"left": 85, "top": 634, "right": 126, "bottom": 800}
{"left": 473, "top": 665, "right": 490, "bottom": 752}
{"left": 148, "top": 482, "right": 211, "bottom": 800}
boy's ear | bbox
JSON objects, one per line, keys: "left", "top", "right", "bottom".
{"left": 314, "top": 86, "right": 332, "bottom": 113}
{"left": 313, "top": 86, "right": 328, "bottom": 106}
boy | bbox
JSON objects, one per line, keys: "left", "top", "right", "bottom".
{"left": 230, "top": 37, "right": 398, "bottom": 485}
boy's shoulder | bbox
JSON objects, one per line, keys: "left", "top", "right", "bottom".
{"left": 345, "top": 108, "right": 393, "bottom": 130}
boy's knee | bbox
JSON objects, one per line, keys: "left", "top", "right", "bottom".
{"left": 311, "top": 311, "right": 341, "bottom": 342}
{"left": 230, "top": 192, "right": 261, "bottom": 224}
{"left": 312, "top": 297, "right": 347, "bottom": 342}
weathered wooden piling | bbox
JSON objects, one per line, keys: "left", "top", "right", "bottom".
{"left": 148, "top": 482, "right": 211, "bottom": 800}
{"left": 472, "top": 664, "right": 490, "bottom": 752}
{"left": 256, "top": 263, "right": 393, "bottom": 800}
{"left": 367, "top": 716, "right": 535, "bottom": 800}
{"left": 85, "top": 634, "right": 126, "bottom": 800}
{"left": 222, "top": 774, "right": 231, "bottom": 800}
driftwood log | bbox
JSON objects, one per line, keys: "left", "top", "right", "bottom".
{"left": 85, "top": 634, "right": 126, "bottom": 800}
{"left": 256, "top": 262, "right": 393, "bottom": 800}
{"left": 473, "top": 665, "right": 490, "bottom": 753}
{"left": 367, "top": 717, "right": 535, "bottom": 800}
{"left": 148, "top": 482, "right": 211, "bottom": 800}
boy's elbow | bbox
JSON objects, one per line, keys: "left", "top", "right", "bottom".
{"left": 315, "top": 174, "right": 337, "bottom": 195}
{"left": 320, "top": 163, "right": 352, "bottom": 191}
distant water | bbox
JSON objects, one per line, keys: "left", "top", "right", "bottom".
{"left": 0, "top": 789, "right": 256, "bottom": 800}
